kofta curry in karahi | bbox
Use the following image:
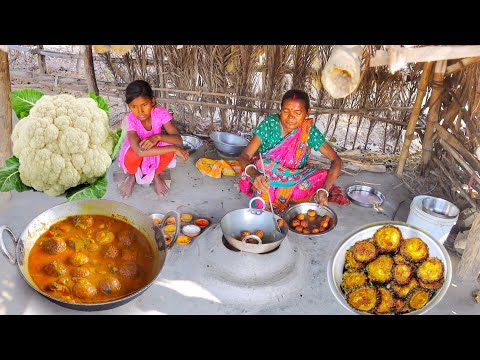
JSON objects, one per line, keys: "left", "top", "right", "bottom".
{"left": 28, "top": 215, "right": 156, "bottom": 304}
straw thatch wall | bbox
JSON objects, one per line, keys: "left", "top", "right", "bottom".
{"left": 6, "top": 45, "right": 480, "bottom": 215}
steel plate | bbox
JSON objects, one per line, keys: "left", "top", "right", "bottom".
{"left": 346, "top": 185, "right": 385, "bottom": 208}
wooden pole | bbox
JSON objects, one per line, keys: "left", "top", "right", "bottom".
{"left": 446, "top": 56, "right": 480, "bottom": 75}
{"left": 432, "top": 157, "right": 477, "bottom": 209}
{"left": 83, "top": 45, "right": 99, "bottom": 96}
{"left": 396, "top": 62, "right": 434, "bottom": 176}
{"left": 370, "top": 45, "right": 480, "bottom": 70}
{"left": 438, "top": 138, "right": 480, "bottom": 184}
{"left": 421, "top": 60, "right": 447, "bottom": 175}
{"left": 456, "top": 213, "right": 480, "bottom": 282}
{"left": 76, "top": 46, "right": 83, "bottom": 77}
{"left": 37, "top": 45, "right": 47, "bottom": 74}
{"left": 0, "top": 49, "right": 12, "bottom": 201}
{"left": 435, "top": 123, "right": 480, "bottom": 174}
{"left": 441, "top": 99, "right": 461, "bottom": 130}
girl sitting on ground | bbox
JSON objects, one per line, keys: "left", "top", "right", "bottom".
{"left": 118, "top": 80, "right": 189, "bottom": 198}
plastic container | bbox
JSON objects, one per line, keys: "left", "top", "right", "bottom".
{"left": 406, "top": 195, "right": 459, "bottom": 244}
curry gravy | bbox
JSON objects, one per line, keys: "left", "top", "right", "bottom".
{"left": 28, "top": 215, "right": 155, "bottom": 304}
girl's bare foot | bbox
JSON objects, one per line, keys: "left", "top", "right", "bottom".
{"left": 119, "top": 174, "right": 136, "bottom": 198}
{"left": 153, "top": 174, "right": 169, "bottom": 196}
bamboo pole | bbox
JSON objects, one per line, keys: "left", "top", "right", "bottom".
{"left": 396, "top": 62, "right": 434, "bottom": 176}
{"left": 441, "top": 99, "right": 461, "bottom": 130}
{"left": 435, "top": 123, "right": 480, "bottom": 174}
{"left": 83, "top": 45, "right": 99, "bottom": 96}
{"left": 456, "top": 213, "right": 480, "bottom": 282}
{"left": 370, "top": 45, "right": 480, "bottom": 70}
{"left": 432, "top": 157, "right": 477, "bottom": 209}
{"left": 421, "top": 61, "right": 447, "bottom": 175}
{"left": 0, "top": 49, "right": 12, "bottom": 201}
{"left": 446, "top": 57, "right": 480, "bottom": 75}
{"left": 438, "top": 138, "right": 480, "bottom": 184}
{"left": 463, "top": 111, "right": 480, "bottom": 150}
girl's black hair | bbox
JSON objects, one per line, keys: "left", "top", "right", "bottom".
{"left": 125, "top": 80, "right": 154, "bottom": 104}
{"left": 281, "top": 89, "right": 310, "bottom": 112}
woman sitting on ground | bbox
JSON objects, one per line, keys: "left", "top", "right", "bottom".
{"left": 238, "top": 89, "right": 347, "bottom": 212}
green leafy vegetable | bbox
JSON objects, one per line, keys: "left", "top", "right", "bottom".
{"left": 0, "top": 156, "right": 33, "bottom": 192}
{"left": 10, "top": 89, "right": 44, "bottom": 119}
{"left": 89, "top": 91, "right": 109, "bottom": 117}
{"left": 111, "top": 126, "right": 126, "bottom": 161}
{"left": 65, "top": 175, "right": 107, "bottom": 202}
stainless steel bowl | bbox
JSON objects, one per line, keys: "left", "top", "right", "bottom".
{"left": 327, "top": 221, "right": 452, "bottom": 315}
{"left": 282, "top": 202, "right": 337, "bottom": 237}
{"left": 209, "top": 132, "right": 248, "bottom": 156}
{"left": 181, "top": 135, "right": 203, "bottom": 154}
{"left": 422, "top": 197, "right": 459, "bottom": 219}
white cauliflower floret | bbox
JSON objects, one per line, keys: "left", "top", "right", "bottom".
{"left": 12, "top": 94, "right": 115, "bottom": 196}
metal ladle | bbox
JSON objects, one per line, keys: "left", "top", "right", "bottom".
{"left": 258, "top": 152, "right": 282, "bottom": 237}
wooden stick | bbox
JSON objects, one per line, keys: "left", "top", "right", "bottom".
{"left": 36, "top": 45, "right": 47, "bottom": 74}
{"left": 0, "top": 49, "right": 12, "bottom": 167}
{"left": 433, "top": 157, "right": 477, "bottom": 209}
{"left": 83, "top": 45, "right": 99, "bottom": 96}
{"left": 370, "top": 45, "right": 480, "bottom": 70}
{"left": 435, "top": 123, "right": 480, "bottom": 174}
{"left": 396, "top": 62, "right": 433, "bottom": 176}
{"left": 456, "top": 212, "right": 480, "bottom": 282}
{"left": 446, "top": 57, "right": 480, "bottom": 75}
{"left": 438, "top": 138, "right": 480, "bottom": 183}
{"left": 421, "top": 61, "right": 447, "bottom": 175}
{"left": 441, "top": 99, "right": 461, "bottom": 130}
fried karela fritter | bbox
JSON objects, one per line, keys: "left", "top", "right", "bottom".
{"left": 375, "top": 287, "right": 395, "bottom": 314}
{"left": 391, "top": 278, "right": 419, "bottom": 298}
{"left": 417, "top": 257, "right": 444, "bottom": 283}
{"left": 352, "top": 240, "right": 378, "bottom": 263}
{"left": 347, "top": 286, "right": 379, "bottom": 312}
{"left": 367, "top": 255, "right": 394, "bottom": 283}
{"left": 408, "top": 289, "right": 430, "bottom": 310}
{"left": 400, "top": 237, "right": 429, "bottom": 263}
{"left": 341, "top": 271, "right": 368, "bottom": 293}
{"left": 373, "top": 225, "right": 402, "bottom": 253}
{"left": 393, "top": 254, "right": 409, "bottom": 265}
{"left": 393, "top": 264, "right": 414, "bottom": 285}
{"left": 419, "top": 278, "right": 444, "bottom": 291}
{"left": 344, "top": 249, "right": 365, "bottom": 270}
{"left": 393, "top": 297, "right": 409, "bottom": 314}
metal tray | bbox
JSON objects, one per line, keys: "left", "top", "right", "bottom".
{"left": 345, "top": 185, "right": 385, "bottom": 208}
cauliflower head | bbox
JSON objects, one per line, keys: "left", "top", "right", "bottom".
{"left": 12, "top": 94, "right": 115, "bottom": 196}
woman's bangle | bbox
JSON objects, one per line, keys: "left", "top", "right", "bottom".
{"left": 315, "top": 188, "right": 329, "bottom": 197}
{"left": 243, "top": 164, "right": 258, "bottom": 179}
{"left": 243, "top": 164, "right": 257, "bottom": 177}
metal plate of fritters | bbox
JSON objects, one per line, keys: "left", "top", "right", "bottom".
{"left": 345, "top": 185, "right": 385, "bottom": 208}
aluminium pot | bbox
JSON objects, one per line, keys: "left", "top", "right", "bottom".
{"left": 220, "top": 197, "right": 289, "bottom": 254}
{"left": 0, "top": 199, "right": 180, "bottom": 311}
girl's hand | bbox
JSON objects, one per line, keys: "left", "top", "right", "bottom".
{"left": 175, "top": 147, "right": 189, "bottom": 161}
{"left": 252, "top": 174, "right": 270, "bottom": 193}
{"left": 139, "top": 135, "right": 160, "bottom": 151}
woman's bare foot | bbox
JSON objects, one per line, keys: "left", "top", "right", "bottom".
{"left": 153, "top": 174, "right": 169, "bottom": 196}
{"left": 119, "top": 174, "right": 136, "bottom": 198}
